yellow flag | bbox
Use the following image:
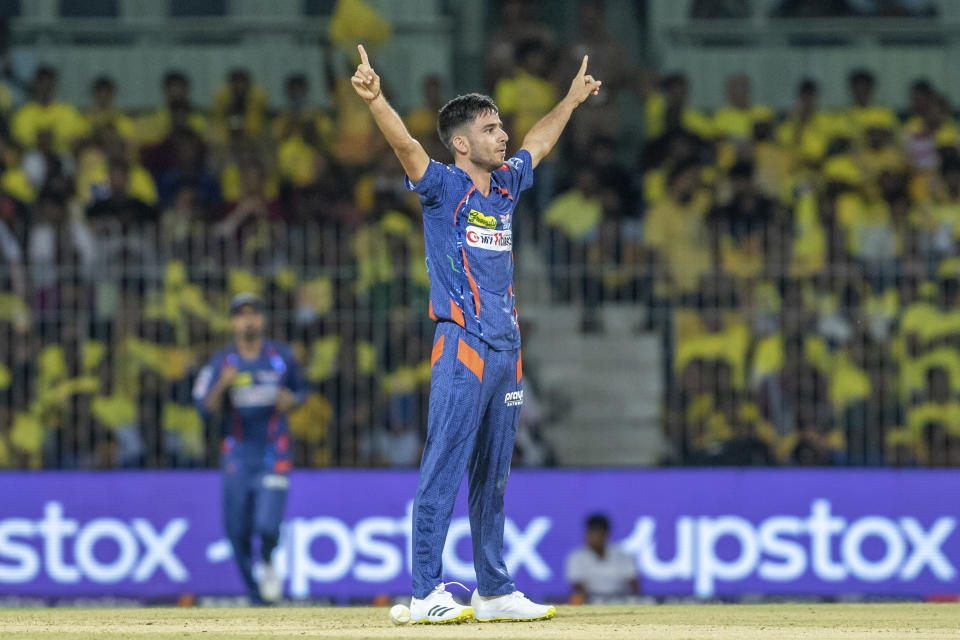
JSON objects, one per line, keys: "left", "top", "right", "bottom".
{"left": 329, "top": 0, "right": 392, "bottom": 54}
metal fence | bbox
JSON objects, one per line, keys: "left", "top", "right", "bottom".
{"left": 2, "top": 216, "right": 440, "bottom": 469}
{"left": 3, "top": 204, "right": 960, "bottom": 470}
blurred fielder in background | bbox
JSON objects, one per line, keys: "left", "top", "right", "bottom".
{"left": 193, "top": 293, "right": 306, "bottom": 605}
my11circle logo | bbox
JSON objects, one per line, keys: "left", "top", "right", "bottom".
{"left": 466, "top": 226, "right": 512, "bottom": 252}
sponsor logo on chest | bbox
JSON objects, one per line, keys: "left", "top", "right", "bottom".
{"left": 231, "top": 384, "right": 278, "bottom": 407}
{"left": 467, "top": 209, "right": 497, "bottom": 229}
{"left": 466, "top": 225, "right": 512, "bottom": 252}
{"left": 504, "top": 390, "right": 524, "bottom": 406}
{"left": 256, "top": 370, "right": 281, "bottom": 384}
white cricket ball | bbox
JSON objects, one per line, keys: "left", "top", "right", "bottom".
{"left": 389, "top": 603, "right": 411, "bottom": 625}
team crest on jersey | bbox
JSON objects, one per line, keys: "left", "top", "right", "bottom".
{"left": 468, "top": 209, "right": 497, "bottom": 229}
{"left": 500, "top": 213, "right": 512, "bottom": 230}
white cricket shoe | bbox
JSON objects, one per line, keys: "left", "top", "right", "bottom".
{"left": 471, "top": 589, "right": 556, "bottom": 622}
{"left": 256, "top": 561, "right": 282, "bottom": 603}
{"left": 409, "top": 583, "right": 474, "bottom": 624}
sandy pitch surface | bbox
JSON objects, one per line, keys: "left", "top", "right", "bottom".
{"left": 2, "top": 603, "right": 959, "bottom": 639}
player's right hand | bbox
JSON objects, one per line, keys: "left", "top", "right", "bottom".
{"left": 220, "top": 364, "right": 238, "bottom": 386}
{"left": 351, "top": 44, "right": 382, "bottom": 103}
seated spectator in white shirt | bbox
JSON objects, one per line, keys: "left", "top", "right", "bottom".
{"left": 565, "top": 514, "right": 639, "bottom": 603}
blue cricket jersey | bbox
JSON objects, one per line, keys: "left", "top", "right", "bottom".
{"left": 405, "top": 150, "right": 534, "bottom": 351}
{"left": 193, "top": 339, "right": 306, "bottom": 465}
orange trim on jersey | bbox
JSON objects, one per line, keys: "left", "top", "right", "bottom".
{"left": 517, "top": 349, "right": 523, "bottom": 383}
{"left": 452, "top": 186, "right": 476, "bottom": 225}
{"left": 450, "top": 299, "right": 466, "bottom": 327}
{"left": 461, "top": 248, "right": 481, "bottom": 316}
{"left": 429, "top": 300, "right": 438, "bottom": 322}
{"left": 457, "top": 338, "right": 484, "bottom": 382}
{"left": 508, "top": 284, "right": 512, "bottom": 297}
{"left": 431, "top": 334, "right": 445, "bottom": 368}
{"left": 274, "top": 460, "right": 292, "bottom": 473}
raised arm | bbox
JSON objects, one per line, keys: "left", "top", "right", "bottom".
{"left": 521, "top": 55, "right": 602, "bottom": 168}
{"left": 351, "top": 44, "right": 430, "bottom": 182}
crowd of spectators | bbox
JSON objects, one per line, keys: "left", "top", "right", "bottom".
{"left": 1, "top": 0, "right": 958, "bottom": 470}
{"left": 488, "top": 2, "right": 960, "bottom": 468}
{"left": 639, "top": 68, "right": 960, "bottom": 468}
{"left": 0, "top": 30, "right": 569, "bottom": 469}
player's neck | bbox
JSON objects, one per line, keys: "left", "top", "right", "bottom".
{"left": 236, "top": 338, "right": 263, "bottom": 360}
{"left": 456, "top": 158, "right": 492, "bottom": 197}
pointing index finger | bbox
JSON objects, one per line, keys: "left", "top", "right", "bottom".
{"left": 577, "top": 55, "right": 588, "bottom": 77}
{"left": 358, "top": 44, "right": 370, "bottom": 66}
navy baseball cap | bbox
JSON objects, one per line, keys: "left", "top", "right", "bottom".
{"left": 229, "top": 292, "right": 264, "bottom": 315}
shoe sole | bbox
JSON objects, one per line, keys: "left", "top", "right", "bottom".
{"left": 475, "top": 606, "right": 557, "bottom": 622}
{"left": 411, "top": 608, "right": 475, "bottom": 624}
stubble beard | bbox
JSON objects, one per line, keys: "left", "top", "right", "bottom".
{"left": 241, "top": 327, "right": 262, "bottom": 343}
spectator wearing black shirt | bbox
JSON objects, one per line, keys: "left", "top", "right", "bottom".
{"left": 86, "top": 157, "right": 159, "bottom": 227}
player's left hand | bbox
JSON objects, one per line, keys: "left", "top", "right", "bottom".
{"left": 351, "top": 44, "right": 382, "bottom": 103}
{"left": 566, "top": 55, "right": 602, "bottom": 106}
{"left": 275, "top": 388, "right": 296, "bottom": 413}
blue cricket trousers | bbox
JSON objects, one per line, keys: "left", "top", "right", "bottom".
{"left": 412, "top": 321, "right": 524, "bottom": 598}
{"left": 222, "top": 442, "right": 288, "bottom": 603}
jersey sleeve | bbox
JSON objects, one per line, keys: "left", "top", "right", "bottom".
{"left": 281, "top": 345, "right": 307, "bottom": 408}
{"left": 192, "top": 353, "right": 224, "bottom": 419}
{"left": 499, "top": 149, "right": 535, "bottom": 194}
{"left": 404, "top": 158, "right": 449, "bottom": 210}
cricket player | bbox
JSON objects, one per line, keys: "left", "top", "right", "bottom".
{"left": 352, "top": 44, "right": 601, "bottom": 623}
{"left": 193, "top": 293, "right": 306, "bottom": 605}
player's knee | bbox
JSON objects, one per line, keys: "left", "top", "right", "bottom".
{"left": 256, "top": 521, "right": 281, "bottom": 542}
{"left": 225, "top": 520, "right": 250, "bottom": 543}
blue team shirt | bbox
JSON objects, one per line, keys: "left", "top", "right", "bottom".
{"left": 192, "top": 339, "right": 306, "bottom": 457}
{"left": 405, "top": 150, "right": 534, "bottom": 351}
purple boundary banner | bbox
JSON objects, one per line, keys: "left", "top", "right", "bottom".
{"left": 0, "top": 469, "right": 958, "bottom": 600}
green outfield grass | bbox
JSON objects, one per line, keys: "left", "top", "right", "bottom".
{"left": 1, "top": 603, "right": 959, "bottom": 639}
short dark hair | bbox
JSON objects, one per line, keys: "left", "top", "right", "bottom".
{"left": 163, "top": 70, "right": 188, "bottom": 88}
{"left": 36, "top": 66, "right": 57, "bottom": 80}
{"left": 797, "top": 78, "right": 818, "bottom": 96}
{"left": 912, "top": 78, "right": 934, "bottom": 95}
{"left": 92, "top": 75, "right": 114, "bottom": 92}
{"left": 437, "top": 93, "right": 498, "bottom": 155}
{"left": 849, "top": 69, "right": 874, "bottom": 85}
{"left": 661, "top": 72, "right": 687, "bottom": 92}
{"left": 586, "top": 514, "right": 609, "bottom": 531}
{"left": 514, "top": 38, "right": 545, "bottom": 65}
{"left": 286, "top": 73, "right": 307, "bottom": 89}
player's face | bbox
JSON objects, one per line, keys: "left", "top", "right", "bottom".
{"left": 466, "top": 111, "right": 508, "bottom": 172}
{"left": 586, "top": 526, "right": 607, "bottom": 551}
{"left": 231, "top": 305, "right": 265, "bottom": 343}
